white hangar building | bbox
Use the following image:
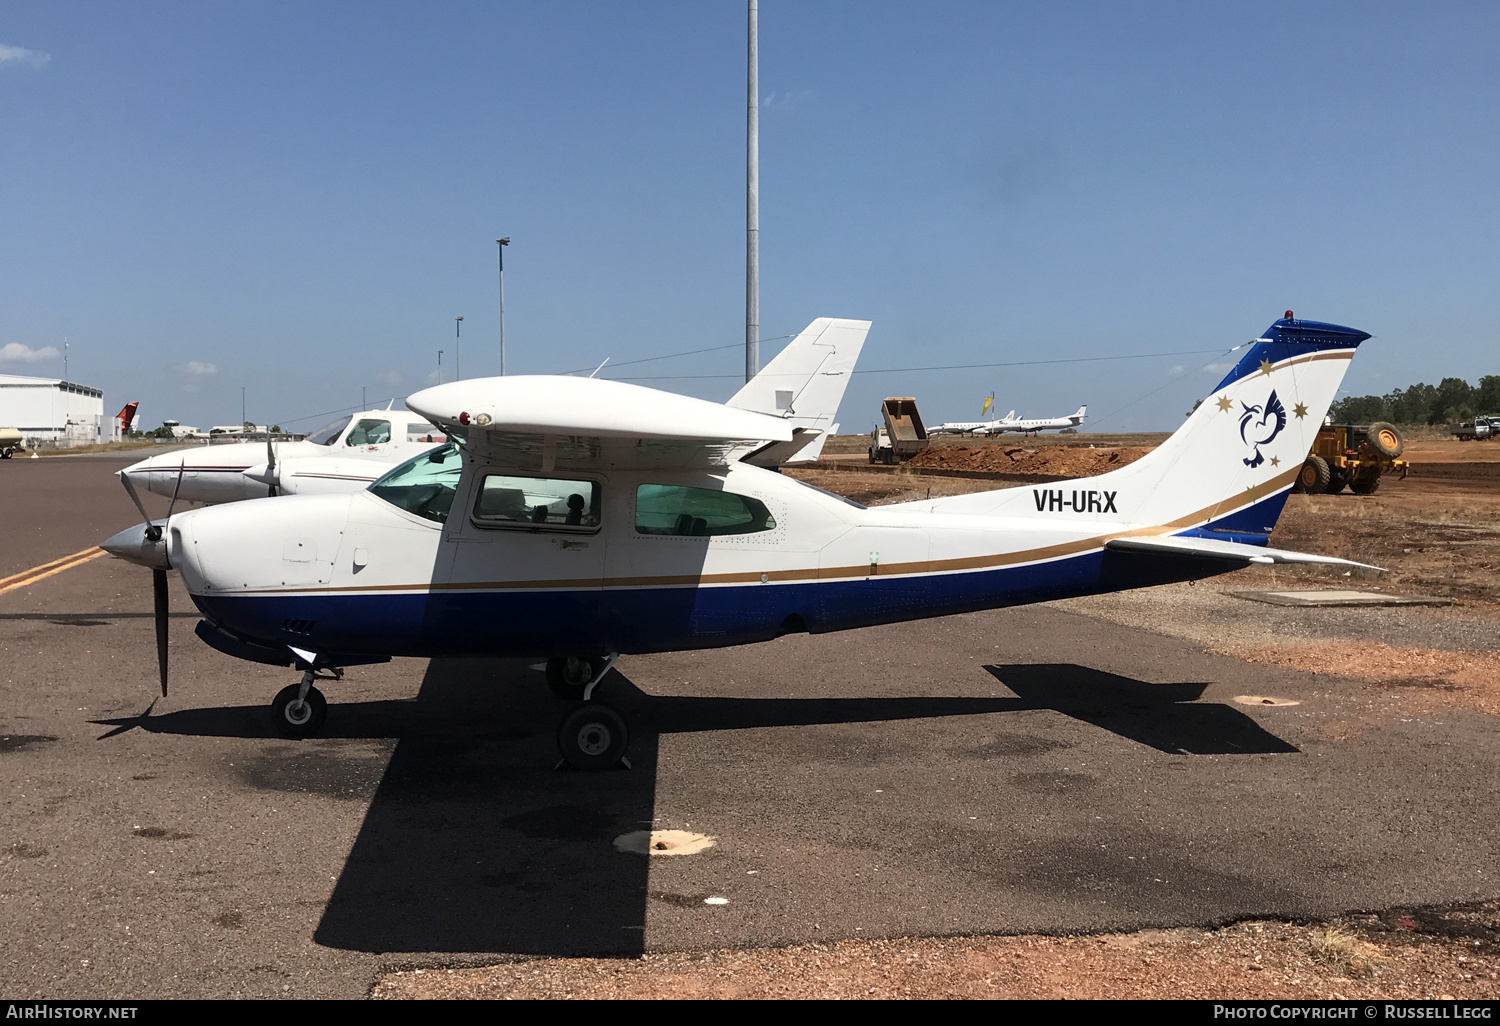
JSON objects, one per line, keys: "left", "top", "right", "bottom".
{"left": 0, "top": 374, "right": 110, "bottom": 447}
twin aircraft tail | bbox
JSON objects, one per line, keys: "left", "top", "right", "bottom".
{"left": 728, "top": 317, "right": 871, "bottom": 465}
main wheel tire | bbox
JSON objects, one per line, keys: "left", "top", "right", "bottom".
{"left": 1351, "top": 473, "right": 1382, "bottom": 495}
{"left": 1366, "top": 421, "right": 1404, "bottom": 459}
{"left": 1326, "top": 468, "right": 1349, "bottom": 494}
{"left": 271, "top": 683, "right": 327, "bottom": 738}
{"left": 556, "top": 704, "right": 629, "bottom": 771}
{"left": 546, "top": 656, "right": 605, "bottom": 700}
{"left": 1295, "top": 456, "right": 1331, "bottom": 494}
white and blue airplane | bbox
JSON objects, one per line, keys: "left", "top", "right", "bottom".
{"left": 103, "top": 314, "right": 1376, "bottom": 770}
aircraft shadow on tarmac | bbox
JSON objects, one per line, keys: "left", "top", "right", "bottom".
{"left": 92, "top": 659, "right": 1297, "bottom": 957}
{"left": 986, "top": 664, "right": 1301, "bottom": 756}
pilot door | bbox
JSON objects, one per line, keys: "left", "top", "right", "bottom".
{"left": 433, "top": 467, "right": 608, "bottom": 656}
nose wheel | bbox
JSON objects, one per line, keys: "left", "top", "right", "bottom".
{"left": 271, "top": 682, "right": 327, "bottom": 737}
{"left": 270, "top": 666, "right": 339, "bottom": 738}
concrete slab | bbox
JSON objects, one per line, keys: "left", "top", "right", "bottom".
{"left": 1232, "top": 590, "right": 1453, "bottom": 607}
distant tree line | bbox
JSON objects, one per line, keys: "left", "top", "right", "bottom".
{"left": 1330, "top": 376, "right": 1500, "bottom": 426}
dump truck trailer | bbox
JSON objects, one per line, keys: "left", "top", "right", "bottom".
{"left": 868, "top": 397, "right": 929, "bottom": 464}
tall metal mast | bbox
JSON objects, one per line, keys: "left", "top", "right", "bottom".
{"left": 745, "top": 0, "right": 759, "bottom": 383}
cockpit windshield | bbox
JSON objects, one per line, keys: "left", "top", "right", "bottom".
{"left": 307, "top": 414, "right": 353, "bottom": 446}
{"left": 368, "top": 443, "right": 463, "bottom": 523}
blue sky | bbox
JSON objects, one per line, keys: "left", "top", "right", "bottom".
{"left": 2, "top": 2, "right": 1497, "bottom": 433}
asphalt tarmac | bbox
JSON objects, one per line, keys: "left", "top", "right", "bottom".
{"left": 1, "top": 455, "right": 1497, "bottom": 998}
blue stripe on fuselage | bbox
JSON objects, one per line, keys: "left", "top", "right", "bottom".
{"left": 190, "top": 542, "right": 1239, "bottom": 662}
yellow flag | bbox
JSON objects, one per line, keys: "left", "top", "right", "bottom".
{"left": 980, "top": 394, "right": 993, "bottom": 417}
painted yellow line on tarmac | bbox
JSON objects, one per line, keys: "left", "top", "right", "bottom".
{"left": 0, "top": 547, "right": 108, "bottom": 596}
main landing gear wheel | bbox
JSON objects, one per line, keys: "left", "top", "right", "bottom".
{"left": 546, "top": 656, "right": 607, "bottom": 700}
{"left": 556, "top": 704, "right": 629, "bottom": 771}
{"left": 271, "top": 682, "right": 327, "bottom": 738}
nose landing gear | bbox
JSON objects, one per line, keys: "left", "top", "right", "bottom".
{"left": 270, "top": 666, "right": 341, "bottom": 738}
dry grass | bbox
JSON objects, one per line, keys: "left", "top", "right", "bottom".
{"left": 372, "top": 913, "right": 1500, "bottom": 1000}
{"left": 1308, "top": 928, "right": 1376, "bottom": 978}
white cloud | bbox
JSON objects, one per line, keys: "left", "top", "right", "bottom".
{"left": 0, "top": 44, "right": 51, "bottom": 69}
{"left": 377, "top": 369, "right": 403, "bottom": 387}
{"left": 0, "top": 342, "right": 60, "bottom": 363}
{"left": 177, "top": 360, "right": 217, "bottom": 393}
{"left": 1168, "top": 364, "right": 1187, "bottom": 377}
{"left": 761, "top": 90, "right": 813, "bottom": 109}
{"left": 1202, "top": 363, "right": 1235, "bottom": 374}
{"left": 425, "top": 368, "right": 442, "bottom": 385}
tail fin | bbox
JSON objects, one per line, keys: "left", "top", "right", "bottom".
{"left": 729, "top": 317, "right": 870, "bottom": 465}
{"left": 929, "top": 316, "right": 1369, "bottom": 538}
{"left": 1071, "top": 405, "right": 1087, "bottom": 422}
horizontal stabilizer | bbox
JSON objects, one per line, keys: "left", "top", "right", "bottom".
{"left": 1106, "top": 535, "right": 1383, "bottom": 571}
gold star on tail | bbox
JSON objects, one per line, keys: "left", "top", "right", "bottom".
{"left": 1293, "top": 402, "right": 1308, "bottom": 419}
{"left": 1216, "top": 395, "right": 1232, "bottom": 412}
{"left": 1269, "top": 456, "right": 1280, "bottom": 467}
{"left": 1259, "top": 358, "right": 1274, "bottom": 375}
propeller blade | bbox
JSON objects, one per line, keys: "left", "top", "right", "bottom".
{"left": 119, "top": 470, "right": 154, "bottom": 525}
{"left": 165, "top": 461, "right": 185, "bottom": 523}
{"left": 152, "top": 567, "right": 169, "bottom": 697}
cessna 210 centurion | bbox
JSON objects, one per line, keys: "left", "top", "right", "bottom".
{"left": 103, "top": 314, "right": 1376, "bottom": 770}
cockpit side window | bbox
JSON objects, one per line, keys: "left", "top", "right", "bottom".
{"left": 307, "top": 415, "right": 353, "bottom": 446}
{"left": 346, "top": 419, "right": 392, "bottom": 446}
{"left": 634, "top": 484, "right": 777, "bottom": 536}
{"left": 471, "top": 474, "right": 601, "bottom": 533}
{"left": 368, "top": 444, "right": 462, "bottom": 523}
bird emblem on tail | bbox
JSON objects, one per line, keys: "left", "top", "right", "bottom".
{"left": 1239, "top": 390, "right": 1287, "bottom": 468}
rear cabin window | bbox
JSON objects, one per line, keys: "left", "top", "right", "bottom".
{"left": 635, "top": 484, "right": 777, "bottom": 537}
{"left": 406, "top": 422, "right": 448, "bottom": 443}
{"left": 471, "top": 474, "right": 601, "bottom": 532}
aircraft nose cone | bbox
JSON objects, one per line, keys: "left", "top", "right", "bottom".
{"left": 101, "top": 521, "right": 171, "bottom": 569}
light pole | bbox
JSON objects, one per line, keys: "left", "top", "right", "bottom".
{"left": 746, "top": 0, "right": 759, "bottom": 383}
{"left": 241, "top": 386, "right": 246, "bottom": 432}
{"left": 437, "top": 349, "right": 444, "bottom": 384}
{"left": 496, "top": 237, "right": 510, "bottom": 376}
{"left": 455, "top": 316, "right": 463, "bottom": 381}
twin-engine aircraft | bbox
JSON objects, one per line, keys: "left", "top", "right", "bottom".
{"left": 104, "top": 314, "right": 1376, "bottom": 770}
{"left": 121, "top": 408, "right": 449, "bottom": 504}
{"left": 930, "top": 410, "right": 1016, "bottom": 436}
{"left": 118, "top": 317, "right": 867, "bottom": 507}
{"left": 997, "top": 405, "right": 1088, "bottom": 435}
